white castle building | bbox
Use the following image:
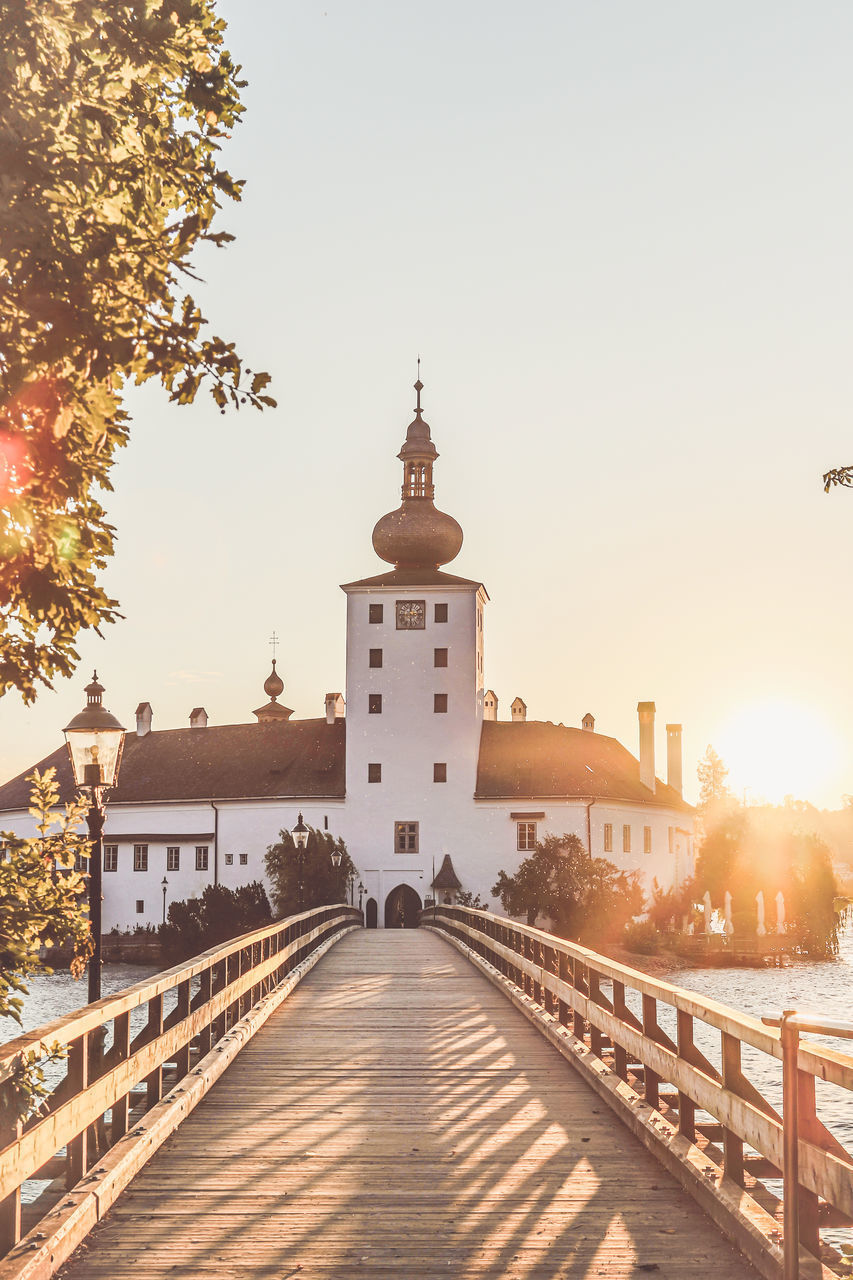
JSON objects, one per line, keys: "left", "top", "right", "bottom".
{"left": 0, "top": 379, "right": 693, "bottom": 929}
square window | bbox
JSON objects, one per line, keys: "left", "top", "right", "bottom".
{"left": 133, "top": 844, "right": 148, "bottom": 872}
{"left": 433, "top": 763, "right": 447, "bottom": 783}
{"left": 603, "top": 823, "right": 613, "bottom": 853}
{"left": 369, "top": 693, "right": 382, "bottom": 714}
{"left": 517, "top": 821, "right": 537, "bottom": 851}
{"left": 135, "top": 900, "right": 144, "bottom": 914}
{"left": 104, "top": 845, "right": 118, "bottom": 872}
{"left": 368, "top": 763, "right": 382, "bottom": 783}
{"left": 166, "top": 846, "right": 180, "bottom": 871}
{"left": 196, "top": 846, "right": 209, "bottom": 871}
{"left": 644, "top": 825, "right": 652, "bottom": 855}
{"left": 74, "top": 851, "right": 87, "bottom": 873}
{"left": 369, "top": 648, "right": 383, "bottom": 668}
{"left": 394, "top": 821, "right": 418, "bottom": 853}
{"left": 434, "top": 603, "right": 448, "bottom": 623}
{"left": 434, "top": 648, "right": 448, "bottom": 668}
{"left": 622, "top": 825, "right": 631, "bottom": 854}
{"left": 369, "top": 603, "right": 383, "bottom": 623}
{"left": 239, "top": 853, "right": 248, "bottom": 865}
{"left": 225, "top": 853, "right": 234, "bottom": 865}
{"left": 434, "top": 693, "right": 448, "bottom": 713}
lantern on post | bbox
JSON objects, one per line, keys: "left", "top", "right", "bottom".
{"left": 291, "top": 813, "right": 309, "bottom": 910}
{"left": 63, "top": 672, "right": 126, "bottom": 1003}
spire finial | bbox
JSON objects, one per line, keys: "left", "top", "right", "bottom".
{"left": 269, "top": 630, "right": 279, "bottom": 662}
{"left": 414, "top": 356, "right": 423, "bottom": 416}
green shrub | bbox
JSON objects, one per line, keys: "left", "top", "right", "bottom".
{"left": 622, "top": 921, "right": 660, "bottom": 955}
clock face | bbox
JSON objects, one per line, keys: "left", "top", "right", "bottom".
{"left": 396, "top": 599, "right": 426, "bottom": 630}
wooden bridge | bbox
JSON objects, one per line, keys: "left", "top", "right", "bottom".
{"left": 1, "top": 906, "right": 851, "bottom": 1280}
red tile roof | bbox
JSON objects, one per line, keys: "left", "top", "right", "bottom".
{"left": 475, "top": 721, "right": 692, "bottom": 811}
{"left": 0, "top": 719, "right": 346, "bottom": 810}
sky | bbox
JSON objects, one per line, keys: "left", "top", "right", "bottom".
{"left": 2, "top": 0, "right": 853, "bottom": 809}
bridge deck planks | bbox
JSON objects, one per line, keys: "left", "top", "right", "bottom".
{"left": 58, "top": 931, "right": 757, "bottom": 1279}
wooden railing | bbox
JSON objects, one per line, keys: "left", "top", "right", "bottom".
{"left": 0, "top": 904, "right": 360, "bottom": 1266}
{"left": 426, "top": 906, "right": 853, "bottom": 1280}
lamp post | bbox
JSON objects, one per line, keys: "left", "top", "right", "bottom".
{"left": 161, "top": 876, "right": 168, "bottom": 924}
{"left": 291, "top": 812, "right": 309, "bottom": 910}
{"left": 347, "top": 867, "right": 355, "bottom": 906}
{"left": 63, "top": 672, "right": 126, "bottom": 1004}
{"left": 358, "top": 881, "right": 365, "bottom": 912}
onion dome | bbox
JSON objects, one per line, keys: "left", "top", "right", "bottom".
{"left": 371, "top": 375, "right": 463, "bottom": 570}
{"left": 254, "top": 657, "right": 293, "bottom": 722}
{"left": 264, "top": 659, "right": 284, "bottom": 700}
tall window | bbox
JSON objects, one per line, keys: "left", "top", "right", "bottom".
{"left": 433, "top": 763, "right": 447, "bottom": 783}
{"left": 369, "top": 603, "right": 383, "bottom": 623}
{"left": 517, "top": 821, "right": 537, "bottom": 850}
{"left": 603, "top": 823, "right": 613, "bottom": 853}
{"left": 133, "top": 844, "right": 148, "bottom": 872}
{"left": 622, "top": 825, "right": 631, "bottom": 854}
{"left": 239, "top": 853, "right": 248, "bottom": 865}
{"left": 225, "top": 853, "right": 234, "bottom": 865}
{"left": 395, "top": 822, "right": 418, "bottom": 853}
{"left": 196, "top": 846, "right": 209, "bottom": 871}
{"left": 104, "top": 845, "right": 118, "bottom": 872}
{"left": 368, "top": 693, "right": 382, "bottom": 714}
{"left": 434, "top": 693, "right": 448, "bottom": 713}
{"left": 368, "top": 763, "right": 382, "bottom": 783}
{"left": 643, "top": 826, "right": 652, "bottom": 855}
{"left": 135, "top": 900, "right": 144, "bottom": 914}
{"left": 167, "top": 846, "right": 180, "bottom": 871}
{"left": 434, "top": 603, "right": 448, "bottom": 623}
{"left": 369, "top": 648, "right": 383, "bottom": 668}
{"left": 434, "top": 648, "right": 448, "bottom": 667}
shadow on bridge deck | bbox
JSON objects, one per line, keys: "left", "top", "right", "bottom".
{"left": 58, "top": 930, "right": 757, "bottom": 1279}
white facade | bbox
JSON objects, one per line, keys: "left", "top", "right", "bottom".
{"left": 0, "top": 381, "right": 694, "bottom": 931}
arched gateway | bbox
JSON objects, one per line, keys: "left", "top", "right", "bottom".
{"left": 384, "top": 884, "right": 421, "bottom": 928}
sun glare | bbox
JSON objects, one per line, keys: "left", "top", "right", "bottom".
{"left": 715, "top": 699, "right": 841, "bottom": 807}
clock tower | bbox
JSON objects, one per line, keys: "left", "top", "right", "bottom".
{"left": 340, "top": 377, "right": 487, "bottom": 923}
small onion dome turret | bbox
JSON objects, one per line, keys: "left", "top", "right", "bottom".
{"left": 371, "top": 376, "right": 463, "bottom": 570}
{"left": 254, "top": 658, "right": 293, "bottom": 722}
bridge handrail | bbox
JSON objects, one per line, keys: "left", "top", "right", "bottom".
{"left": 0, "top": 904, "right": 337, "bottom": 1083}
{"left": 427, "top": 905, "right": 853, "bottom": 1276}
{"left": 0, "top": 903, "right": 360, "bottom": 1260}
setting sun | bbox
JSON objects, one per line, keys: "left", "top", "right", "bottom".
{"left": 715, "top": 699, "right": 842, "bottom": 806}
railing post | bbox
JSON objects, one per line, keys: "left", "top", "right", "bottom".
{"left": 572, "top": 959, "right": 586, "bottom": 1041}
{"left": 676, "top": 1010, "right": 696, "bottom": 1142}
{"left": 0, "top": 1105, "right": 21, "bottom": 1256}
{"left": 641, "top": 995, "right": 660, "bottom": 1109}
{"left": 66, "top": 1033, "right": 88, "bottom": 1186}
{"left": 111, "top": 1012, "right": 131, "bottom": 1142}
{"left": 145, "top": 993, "right": 164, "bottom": 1108}
{"left": 612, "top": 982, "right": 630, "bottom": 1080}
{"left": 175, "top": 979, "right": 191, "bottom": 1079}
{"left": 557, "top": 950, "right": 570, "bottom": 1027}
{"left": 197, "top": 968, "right": 213, "bottom": 1057}
{"left": 781, "top": 1013, "right": 801, "bottom": 1280}
{"left": 721, "top": 1032, "right": 745, "bottom": 1185}
{"left": 795, "top": 1057, "right": 821, "bottom": 1257}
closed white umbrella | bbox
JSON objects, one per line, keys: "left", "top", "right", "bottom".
{"left": 724, "top": 890, "right": 734, "bottom": 936}
{"left": 703, "top": 890, "right": 712, "bottom": 933}
{"left": 776, "top": 890, "right": 786, "bottom": 935}
{"left": 756, "top": 890, "right": 767, "bottom": 936}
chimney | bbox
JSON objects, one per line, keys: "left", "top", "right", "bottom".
{"left": 135, "top": 702, "right": 152, "bottom": 737}
{"left": 483, "top": 690, "right": 498, "bottom": 721}
{"left": 511, "top": 697, "right": 527, "bottom": 723}
{"left": 666, "top": 723, "right": 683, "bottom": 795}
{"left": 189, "top": 706, "right": 208, "bottom": 729}
{"left": 582, "top": 712, "right": 595, "bottom": 732}
{"left": 325, "top": 692, "right": 345, "bottom": 724}
{"left": 637, "top": 701, "right": 656, "bottom": 793}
